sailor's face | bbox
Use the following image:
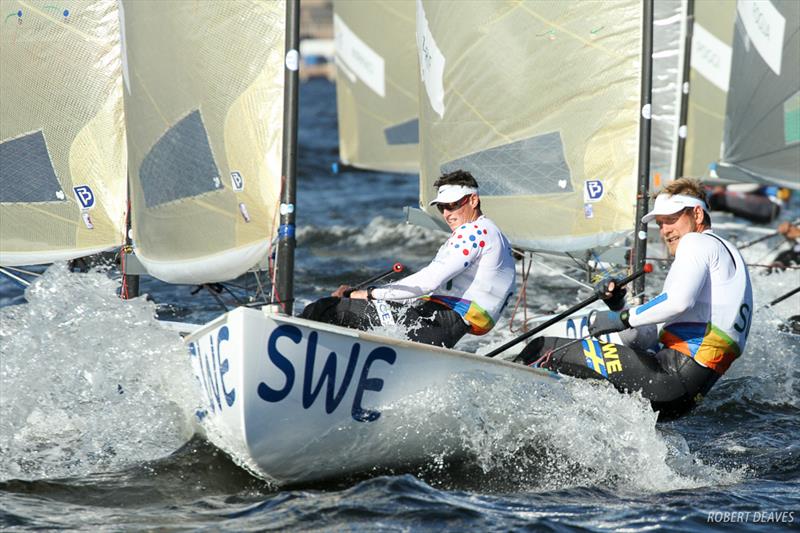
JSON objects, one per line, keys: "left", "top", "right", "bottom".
{"left": 440, "top": 194, "right": 479, "bottom": 231}
{"left": 656, "top": 207, "right": 701, "bottom": 255}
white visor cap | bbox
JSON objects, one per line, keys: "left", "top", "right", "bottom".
{"left": 429, "top": 184, "right": 478, "bottom": 206}
{"left": 641, "top": 193, "right": 709, "bottom": 224}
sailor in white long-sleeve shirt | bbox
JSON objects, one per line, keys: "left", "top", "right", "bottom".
{"left": 518, "top": 178, "right": 753, "bottom": 420}
{"left": 300, "top": 170, "right": 516, "bottom": 349}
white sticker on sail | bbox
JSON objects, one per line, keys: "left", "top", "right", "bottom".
{"left": 691, "top": 23, "right": 732, "bottom": 92}
{"left": 416, "top": 0, "right": 445, "bottom": 118}
{"left": 333, "top": 14, "right": 385, "bottom": 97}
{"left": 737, "top": 0, "right": 785, "bottom": 76}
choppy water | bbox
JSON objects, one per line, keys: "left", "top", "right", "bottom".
{"left": 1, "top": 80, "right": 799, "bottom": 531}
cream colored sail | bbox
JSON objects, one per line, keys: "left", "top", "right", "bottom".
{"left": 417, "top": 0, "right": 642, "bottom": 252}
{"left": 122, "top": 0, "right": 285, "bottom": 284}
{"left": 683, "top": 0, "right": 737, "bottom": 179}
{"left": 334, "top": 0, "right": 418, "bottom": 173}
{"left": 0, "top": 0, "right": 126, "bottom": 266}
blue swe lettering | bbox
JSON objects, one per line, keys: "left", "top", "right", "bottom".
{"left": 258, "top": 324, "right": 300, "bottom": 402}
{"left": 217, "top": 326, "right": 235, "bottom": 408}
{"left": 302, "top": 331, "right": 359, "bottom": 413}
{"left": 352, "top": 347, "right": 397, "bottom": 422}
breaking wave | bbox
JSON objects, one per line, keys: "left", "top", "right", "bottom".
{"left": 0, "top": 264, "right": 199, "bottom": 481}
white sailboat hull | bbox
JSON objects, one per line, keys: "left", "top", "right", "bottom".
{"left": 185, "top": 307, "right": 560, "bottom": 485}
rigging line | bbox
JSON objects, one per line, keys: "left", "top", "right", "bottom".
{"left": 530, "top": 255, "right": 593, "bottom": 290}
{"left": 4, "top": 266, "right": 42, "bottom": 277}
{"left": 508, "top": 253, "right": 534, "bottom": 334}
{"left": 0, "top": 268, "right": 32, "bottom": 287}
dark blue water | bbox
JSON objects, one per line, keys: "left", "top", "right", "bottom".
{"left": 1, "top": 79, "right": 799, "bottom": 531}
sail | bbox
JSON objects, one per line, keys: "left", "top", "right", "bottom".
{"left": 121, "top": 0, "right": 285, "bottom": 284}
{"left": 416, "top": 0, "right": 642, "bottom": 252}
{"left": 683, "top": 0, "right": 737, "bottom": 180}
{"left": 0, "top": 0, "right": 127, "bottom": 267}
{"left": 333, "top": 0, "right": 419, "bottom": 173}
{"left": 651, "top": 0, "right": 684, "bottom": 187}
{"left": 716, "top": 0, "right": 800, "bottom": 189}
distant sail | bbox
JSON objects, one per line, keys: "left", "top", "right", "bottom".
{"left": 334, "top": 0, "right": 419, "bottom": 173}
{"left": 716, "top": 0, "right": 800, "bottom": 190}
{"left": 683, "top": 0, "right": 737, "bottom": 180}
{"left": 651, "top": 0, "right": 684, "bottom": 186}
{"left": 0, "top": 0, "right": 127, "bottom": 267}
{"left": 122, "top": 0, "right": 285, "bottom": 284}
{"left": 416, "top": 0, "right": 642, "bottom": 252}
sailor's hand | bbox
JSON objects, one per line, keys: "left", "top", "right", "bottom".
{"left": 588, "top": 310, "right": 630, "bottom": 337}
{"left": 332, "top": 285, "right": 353, "bottom": 298}
{"left": 777, "top": 222, "right": 800, "bottom": 241}
{"left": 594, "top": 278, "right": 627, "bottom": 311}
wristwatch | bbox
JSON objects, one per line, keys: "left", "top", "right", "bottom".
{"left": 366, "top": 286, "right": 376, "bottom": 301}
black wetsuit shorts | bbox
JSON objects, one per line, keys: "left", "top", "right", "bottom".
{"left": 299, "top": 297, "right": 469, "bottom": 349}
{"left": 516, "top": 336, "right": 720, "bottom": 421}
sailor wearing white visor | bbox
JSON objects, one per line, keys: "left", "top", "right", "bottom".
{"left": 518, "top": 178, "right": 753, "bottom": 420}
{"left": 300, "top": 169, "right": 516, "bottom": 349}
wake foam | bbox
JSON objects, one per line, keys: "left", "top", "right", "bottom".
{"left": 0, "top": 264, "right": 199, "bottom": 481}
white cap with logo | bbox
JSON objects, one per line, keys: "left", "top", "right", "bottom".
{"left": 641, "top": 193, "right": 709, "bottom": 224}
{"left": 429, "top": 184, "right": 478, "bottom": 206}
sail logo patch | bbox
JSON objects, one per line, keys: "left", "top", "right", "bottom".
{"left": 584, "top": 180, "right": 604, "bottom": 203}
{"left": 230, "top": 171, "right": 244, "bottom": 192}
{"left": 73, "top": 185, "right": 95, "bottom": 210}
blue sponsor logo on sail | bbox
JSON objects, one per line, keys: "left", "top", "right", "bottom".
{"left": 584, "top": 180, "right": 604, "bottom": 202}
{"left": 73, "top": 185, "right": 95, "bottom": 209}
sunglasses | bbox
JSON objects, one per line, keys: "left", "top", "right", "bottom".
{"left": 436, "top": 195, "right": 470, "bottom": 214}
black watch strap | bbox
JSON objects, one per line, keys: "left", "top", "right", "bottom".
{"left": 620, "top": 310, "right": 631, "bottom": 328}
{"left": 366, "top": 286, "right": 376, "bottom": 301}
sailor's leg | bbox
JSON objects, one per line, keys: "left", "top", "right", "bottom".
{"left": 398, "top": 300, "right": 469, "bottom": 348}
{"left": 515, "top": 336, "right": 607, "bottom": 380}
{"left": 298, "top": 297, "right": 377, "bottom": 330}
{"left": 516, "top": 337, "right": 718, "bottom": 420}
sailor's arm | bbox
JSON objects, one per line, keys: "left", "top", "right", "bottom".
{"left": 627, "top": 235, "right": 708, "bottom": 328}
{"left": 359, "top": 241, "right": 478, "bottom": 300}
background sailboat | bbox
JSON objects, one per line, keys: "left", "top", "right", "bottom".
{"left": 333, "top": 0, "right": 419, "bottom": 173}
{"left": 714, "top": 0, "right": 800, "bottom": 190}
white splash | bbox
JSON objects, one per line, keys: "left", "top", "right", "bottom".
{"left": 0, "top": 264, "right": 200, "bottom": 481}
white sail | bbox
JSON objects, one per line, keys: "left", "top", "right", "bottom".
{"left": 416, "top": 0, "right": 642, "bottom": 252}
{"left": 0, "top": 0, "right": 127, "bottom": 267}
{"left": 651, "top": 0, "right": 684, "bottom": 186}
{"left": 716, "top": 0, "right": 800, "bottom": 189}
{"left": 333, "top": 0, "right": 419, "bottom": 173}
{"left": 682, "top": 0, "right": 737, "bottom": 180}
{"left": 121, "top": 0, "right": 285, "bottom": 284}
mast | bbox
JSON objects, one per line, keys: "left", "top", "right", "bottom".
{"left": 632, "top": 0, "right": 654, "bottom": 302}
{"left": 274, "top": 0, "right": 300, "bottom": 315}
{"left": 121, "top": 184, "right": 139, "bottom": 299}
{"left": 672, "top": 0, "right": 694, "bottom": 180}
